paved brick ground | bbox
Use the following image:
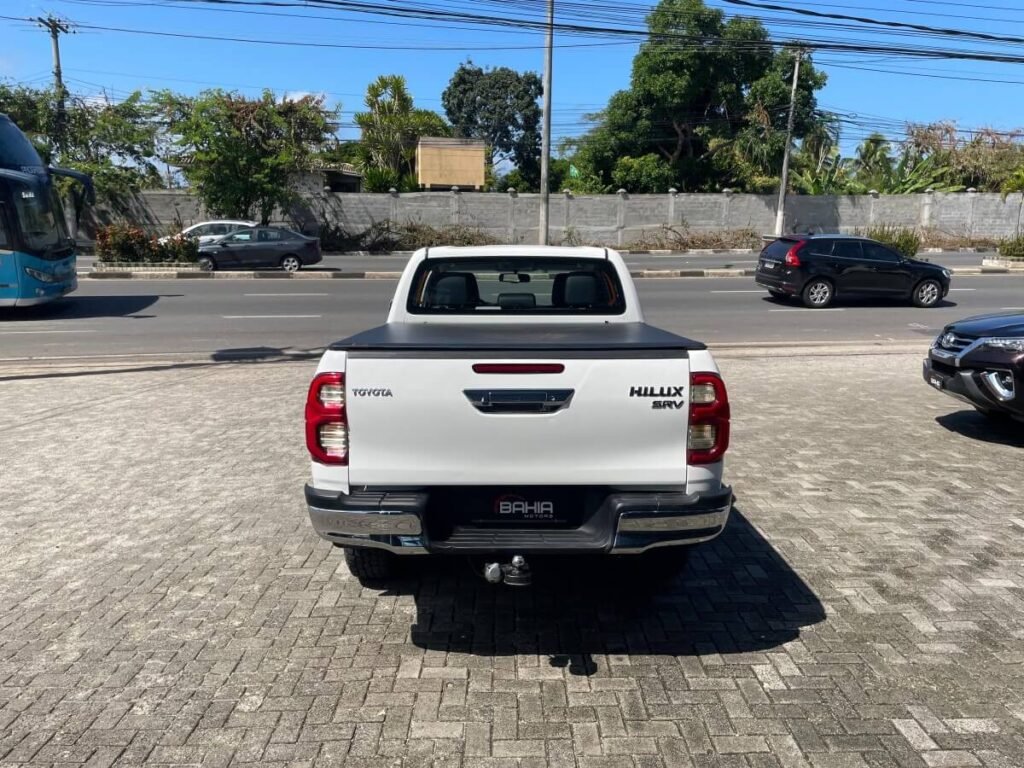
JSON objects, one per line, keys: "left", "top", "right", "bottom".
{"left": 1, "top": 353, "right": 1023, "bottom": 768}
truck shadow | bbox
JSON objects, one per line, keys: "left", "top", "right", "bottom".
{"left": 935, "top": 410, "right": 1024, "bottom": 447}
{"left": 390, "top": 507, "right": 824, "bottom": 674}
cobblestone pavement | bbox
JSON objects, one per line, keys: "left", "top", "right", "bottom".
{"left": 1, "top": 353, "right": 1023, "bottom": 768}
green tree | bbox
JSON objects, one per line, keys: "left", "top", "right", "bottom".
{"left": 354, "top": 75, "right": 450, "bottom": 192}
{"left": 571, "top": 0, "right": 827, "bottom": 192}
{"left": 611, "top": 154, "right": 676, "bottom": 193}
{"left": 442, "top": 63, "right": 542, "bottom": 189}
{"left": 0, "top": 82, "right": 162, "bottom": 198}
{"left": 851, "top": 133, "right": 894, "bottom": 191}
{"left": 153, "top": 89, "right": 335, "bottom": 223}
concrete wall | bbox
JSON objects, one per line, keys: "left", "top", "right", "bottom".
{"left": 89, "top": 189, "right": 1024, "bottom": 245}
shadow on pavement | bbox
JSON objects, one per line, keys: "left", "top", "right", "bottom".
{"left": 761, "top": 294, "right": 956, "bottom": 310}
{"left": 210, "top": 346, "right": 324, "bottom": 362}
{"left": 0, "top": 345, "right": 322, "bottom": 382}
{"left": 383, "top": 507, "right": 823, "bottom": 674}
{"left": 936, "top": 410, "right": 1024, "bottom": 447}
{"left": 0, "top": 294, "right": 174, "bottom": 321}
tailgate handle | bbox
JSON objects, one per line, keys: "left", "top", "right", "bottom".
{"left": 464, "top": 389, "right": 575, "bottom": 414}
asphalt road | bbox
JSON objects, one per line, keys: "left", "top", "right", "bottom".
{"left": 75, "top": 249, "right": 992, "bottom": 273}
{"left": 2, "top": 274, "right": 1022, "bottom": 361}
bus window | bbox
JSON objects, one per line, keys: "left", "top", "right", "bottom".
{"left": 0, "top": 210, "right": 9, "bottom": 249}
{"left": 12, "top": 182, "right": 68, "bottom": 257}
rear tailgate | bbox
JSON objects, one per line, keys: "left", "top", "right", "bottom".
{"left": 345, "top": 354, "right": 691, "bottom": 487}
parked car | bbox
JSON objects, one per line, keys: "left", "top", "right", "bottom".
{"left": 159, "top": 219, "right": 256, "bottom": 245}
{"left": 755, "top": 234, "right": 951, "bottom": 308}
{"left": 924, "top": 312, "right": 1024, "bottom": 424}
{"left": 197, "top": 226, "right": 322, "bottom": 272}
{"left": 303, "top": 245, "right": 733, "bottom": 585}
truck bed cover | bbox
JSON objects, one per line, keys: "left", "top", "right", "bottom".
{"left": 330, "top": 322, "right": 706, "bottom": 354}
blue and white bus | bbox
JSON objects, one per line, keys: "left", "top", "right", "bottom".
{"left": 0, "top": 113, "right": 93, "bottom": 307}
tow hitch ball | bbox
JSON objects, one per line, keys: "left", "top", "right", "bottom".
{"left": 483, "top": 555, "right": 532, "bottom": 587}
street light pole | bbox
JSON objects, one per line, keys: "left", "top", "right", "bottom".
{"left": 774, "top": 48, "right": 803, "bottom": 237}
{"left": 538, "top": 0, "right": 554, "bottom": 245}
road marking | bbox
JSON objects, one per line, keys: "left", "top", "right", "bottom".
{"left": 949, "top": 288, "right": 976, "bottom": 292}
{"left": 1001, "top": 307, "right": 1024, "bottom": 310}
{"left": 769, "top": 308, "right": 845, "bottom": 312}
{"left": 222, "top": 314, "right": 322, "bottom": 319}
{"left": 710, "top": 290, "right": 764, "bottom": 293}
{"left": 0, "top": 329, "right": 96, "bottom": 335}
{"left": 243, "top": 293, "right": 329, "bottom": 297}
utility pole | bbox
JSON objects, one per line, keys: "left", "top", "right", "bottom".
{"left": 774, "top": 48, "right": 802, "bottom": 237}
{"left": 36, "top": 16, "right": 72, "bottom": 154}
{"left": 538, "top": 0, "right": 554, "bottom": 245}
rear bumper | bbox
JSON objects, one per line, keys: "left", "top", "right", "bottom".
{"left": 754, "top": 273, "right": 798, "bottom": 294}
{"left": 305, "top": 485, "right": 733, "bottom": 555}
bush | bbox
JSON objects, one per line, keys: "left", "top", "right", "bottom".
{"left": 630, "top": 225, "right": 761, "bottom": 251}
{"left": 862, "top": 225, "right": 921, "bottom": 259}
{"left": 155, "top": 235, "right": 199, "bottom": 263}
{"left": 394, "top": 222, "right": 497, "bottom": 250}
{"left": 997, "top": 236, "right": 1024, "bottom": 260}
{"left": 95, "top": 223, "right": 154, "bottom": 263}
{"left": 95, "top": 224, "right": 198, "bottom": 263}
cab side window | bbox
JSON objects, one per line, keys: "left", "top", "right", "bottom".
{"left": 805, "top": 238, "right": 834, "bottom": 257}
{"left": 0, "top": 209, "right": 9, "bottom": 249}
{"left": 832, "top": 241, "right": 863, "bottom": 260}
{"left": 863, "top": 242, "right": 901, "bottom": 262}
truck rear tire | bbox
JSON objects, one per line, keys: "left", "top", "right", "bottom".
{"left": 343, "top": 547, "right": 394, "bottom": 583}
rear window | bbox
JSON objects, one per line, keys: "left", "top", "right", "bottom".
{"left": 762, "top": 238, "right": 800, "bottom": 259}
{"left": 407, "top": 257, "right": 626, "bottom": 315}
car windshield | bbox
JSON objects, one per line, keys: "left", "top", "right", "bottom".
{"left": 12, "top": 179, "right": 70, "bottom": 258}
{"left": 407, "top": 257, "right": 626, "bottom": 315}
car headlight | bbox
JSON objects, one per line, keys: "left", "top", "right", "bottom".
{"left": 24, "top": 267, "right": 58, "bottom": 284}
{"left": 941, "top": 268, "right": 951, "bottom": 279}
{"left": 983, "top": 337, "right": 1024, "bottom": 353}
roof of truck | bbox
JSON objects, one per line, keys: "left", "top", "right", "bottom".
{"left": 421, "top": 245, "right": 612, "bottom": 259}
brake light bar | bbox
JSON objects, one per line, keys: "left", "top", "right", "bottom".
{"left": 305, "top": 372, "right": 348, "bottom": 465}
{"left": 688, "top": 372, "right": 730, "bottom": 465}
{"left": 472, "top": 363, "right": 565, "bottom": 374}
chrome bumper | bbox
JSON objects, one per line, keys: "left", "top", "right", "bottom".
{"left": 306, "top": 485, "right": 733, "bottom": 555}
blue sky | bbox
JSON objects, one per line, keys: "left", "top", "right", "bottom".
{"left": 3, "top": 0, "right": 1024, "bottom": 155}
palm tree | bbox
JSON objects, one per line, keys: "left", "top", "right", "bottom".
{"left": 854, "top": 133, "right": 893, "bottom": 190}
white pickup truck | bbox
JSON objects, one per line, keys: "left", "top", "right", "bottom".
{"left": 304, "top": 246, "right": 732, "bottom": 585}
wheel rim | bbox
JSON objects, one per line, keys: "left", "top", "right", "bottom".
{"left": 918, "top": 281, "right": 939, "bottom": 305}
{"left": 808, "top": 281, "right": 830, "bottom": 305}
{"left": 282, "top": 257, "right": 300, "bottom": 272}
{"left": 198, "top": 257, "right": 213, "bottom": 271}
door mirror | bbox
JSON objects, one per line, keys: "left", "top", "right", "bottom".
{"left": 219, "top": 240, "right": 230, "bottom": 247}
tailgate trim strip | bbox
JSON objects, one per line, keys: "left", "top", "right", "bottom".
{"left": 348, "top": 349, "right": 689, "bottom": 360}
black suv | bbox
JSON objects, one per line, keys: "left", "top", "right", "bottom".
{"left": 755, "top": 234, "right": 951, "bottom": 309}
{"left": 924, "top": 312, "right": 1024, "bottom": 425}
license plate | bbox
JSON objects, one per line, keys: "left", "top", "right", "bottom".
{"left": 929, "top": 376, "right": 944, "bottom": 390}
{"left": 760, "top": 260, "right": 776, "bottom": 270}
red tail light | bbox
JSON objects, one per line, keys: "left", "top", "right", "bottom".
{"left": 688, "top": 372, "right": 730, "bottom": 465}
{"left": 784, "top": 240, "right": 806, "bottom": 267}
{"left": 305, "top": 372, "right": 347, "bottom": 465}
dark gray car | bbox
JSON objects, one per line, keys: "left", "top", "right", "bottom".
{"left": 197, "top": 226, "right": 322, "bottom": 272}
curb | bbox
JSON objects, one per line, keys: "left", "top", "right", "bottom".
{"left": 0, "top": 340, "right": 934, "bottom": 372}
{"left": 82, "top": 268, "right": 765, "bottom": 280}
{"left": 78, "top": 266, "right": 1014, "bottom": 280}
